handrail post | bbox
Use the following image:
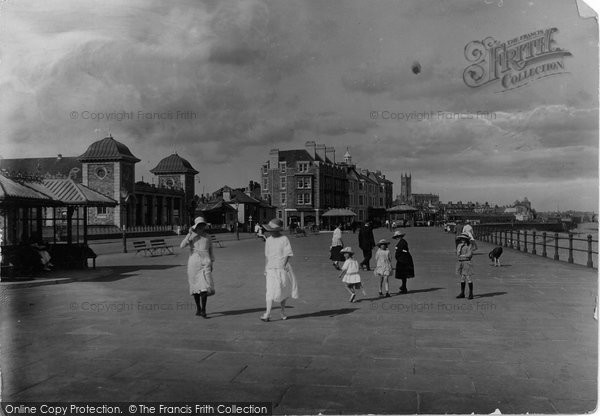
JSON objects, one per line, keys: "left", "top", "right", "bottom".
{"left": 510, "top": 230, "right": 514, "bottom": 249}
{"left": 587, "top": 234, "right": 594, "bottom": 268}
{"left": 553, "top": 232, "right": 559, "bottom": 260}
{"left": 523, "top": 230, "right": 528, "bottom": 253}
{"left": 504, "top": 230, "right": 509, "bottom": 248}
{"left": 494, "top": 230, "right": 498, "bottom": 245}
{"left": 542, "top": 232, "right": 547, "bottom": 257}
{"left": 568, "top": 233, "right": 574, "bottom": 264}
{"left": 531, "top": 231, "right": 537, "bottom": 255}
{"left": 516, "top": 230, "right": 521, "bottom": 251}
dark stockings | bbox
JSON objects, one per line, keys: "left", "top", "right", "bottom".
{"left": 193, "top": 293, "right": 208, "bottom": 317}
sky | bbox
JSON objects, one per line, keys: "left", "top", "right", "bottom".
{"left": 0, "top": 0, "right": 598, "bottom": 212}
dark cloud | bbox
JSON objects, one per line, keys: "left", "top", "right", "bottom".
{"left": 1, "top": 0, "right": 597, "bottom": 210}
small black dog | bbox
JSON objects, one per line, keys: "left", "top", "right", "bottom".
{"left": 489, "top": 246, "right": 503, "bottom": 267}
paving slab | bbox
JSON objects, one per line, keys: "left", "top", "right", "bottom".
{"left": 0, "top": 227, "right": 597, "bottom": 414}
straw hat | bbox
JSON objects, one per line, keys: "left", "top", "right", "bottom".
{"left": 193, "top": 216, "right": 207, "bottom": 227}
{"left": 456, "top": 233, "right": 471, "bottom": 241}
{"left": 340, "top": 246, "right": 354, "bottom": 255}
{"left": 392, "top": 230, "right": 406, "bottom": 239}
{"left": 377, "top": 239, "right": 390, "bottom": 246}
{"left": 263, "top": 218, "right": 283, "bottom": 231}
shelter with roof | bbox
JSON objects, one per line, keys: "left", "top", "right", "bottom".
{"left": 0, "top": 135, "right": 199, "bottom": 230}
{"left": 0, "top": 172, "right": 118, "bottom": 274}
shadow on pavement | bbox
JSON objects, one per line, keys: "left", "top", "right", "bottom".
{"left": 83, "top": 265, "right": 181, "bottom": 282}
{"left": 387, "top": 287, "right": 445, "bottom": 296}
{"left": 212, "top": 307, "right": 271, "bottom": 317}
{"left": 286, "top": 307, "right": 359, "bottom": 320}
{"left": 474, "top": 291, "right": 507, "bottom": 298}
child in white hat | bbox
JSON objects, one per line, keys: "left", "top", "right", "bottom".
{"left": 455, "top": 233, "right": 474, "bottom": 299}
{"left": 374, "top": 239, "right": 392, "bottom": 297}
{"left": 338, "top": 247, "right": 362, "bottom": 302}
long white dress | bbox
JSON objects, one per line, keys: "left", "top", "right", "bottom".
{"left": 264, "top": 235, "right": 299, "bottom": 302}
{"left": 180, "top": 232, "right": 215, "bottom": 295}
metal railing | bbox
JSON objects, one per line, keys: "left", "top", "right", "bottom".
{"left": 472, "top": 226, "right": 598, "bottom": 268}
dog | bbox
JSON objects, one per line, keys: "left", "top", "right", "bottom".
{"left": 489, "top": 246, "right": 503, "bottom": 267}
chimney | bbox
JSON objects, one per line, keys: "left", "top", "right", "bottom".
{"left": 316, "top": 144, "right": 326, "bottom": 161}
{"left": 305, "top": 141, "right": 316, "bottom": 159}
{"left": 269, "top": 149, "right": 279, "bottom": 169}
{"left": 326, "top": 147, "right": 336, "bottom": 164}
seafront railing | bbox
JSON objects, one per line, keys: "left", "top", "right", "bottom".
{"left": 472, "top": 225, "right": 598, "bottom": 269}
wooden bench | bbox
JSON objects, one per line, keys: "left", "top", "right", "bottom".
{"left": 210, "top": 234, "right": 224, "bottom": 248}
{"left": 82, "top": 246, "right": 97, "bottom": 269}
{"left": 148, "top": 239, "right": 174, "bottom": 256}
{"left": 133, "top": 241, "right": 150, "bottom": 256}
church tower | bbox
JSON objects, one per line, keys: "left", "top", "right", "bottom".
{"left": 400, "top": 173, "right": 412, "bottom": 203}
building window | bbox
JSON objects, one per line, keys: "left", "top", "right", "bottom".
{"left": 358, "top": 181, "right": 364, "bottom": 191}
{"left": 97, "top": 206, "right": 107, "bottom": 215}
{"left": 280, "top": 176, "right": 286, "bottom": 189}
{"left": 280, "top": 192, "right": 286, "bottom": 205}
{"left": 279, "top": 162, "right": 286, "bottom": 173}
{"left": 262, "top": 165, "right": 268, "bottom": 175}
{"left": 95, "top": 167, "right": 107, "bottom": 179}
{"left": 297, "top": 177, "right": 312, "bottom": 189}
{"left": 359, "top": 195, "right": 364, "bottom": 205}
{"left": 297, "top": 193, "right": 311, "bottom": 205}
{"left": 165, "top": 178, "right": 174, "bottom": 187}
{"left": 263, "top": 178, "right": 268, "bottom": 189}
{"left": 297, "top": 161, "right": 310, "bottom": 173}
{"left": 380, "top": 197, "right": 384, "bottom": 206}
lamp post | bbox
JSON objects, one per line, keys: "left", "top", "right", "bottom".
{"left": 121, "top": 191, "right": 132, "bottom": 253}
{"left": 235, "top": 203, "right": 240, "bottom": 241}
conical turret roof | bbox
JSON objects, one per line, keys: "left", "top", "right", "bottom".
{"left": 78, "top": 136, "right": 140, "bottom": 163}
{"left": 150, "top": 153, "right": 198, "bottom": 175}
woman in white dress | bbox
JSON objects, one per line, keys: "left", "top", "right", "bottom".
{"left": 261, "top": 218, "right": 299, "bottom": 322}
{"left": 180, "top": 216, "right": 215, "bottom": 318}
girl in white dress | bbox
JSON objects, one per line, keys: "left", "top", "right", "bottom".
{"left": 180, "top": 216, "right": 215, "bottom": 318}
{"left": 374, "top": 239, "right": 393, "bottom": 297}
{"left": 261, "top": 218, "right": 299, "bottom": 321}
{"left": 338, "top": 247, "right": 362, "bottom": 302}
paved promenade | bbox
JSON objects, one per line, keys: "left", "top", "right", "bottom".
{"left": 1, "top": 228, "right": 597, "bottom": 414}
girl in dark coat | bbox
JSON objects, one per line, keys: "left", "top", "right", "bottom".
{"left": 393, "top": 230, "right": 414, "bottom": 293}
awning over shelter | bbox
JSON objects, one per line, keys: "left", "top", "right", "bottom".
{"left": 38, "top": 179, "right": 117, "bottom": 206}
{"left": 0, "top": 174, "right": 61, "bottom": 207}
{"left": 322, "top": 208, "right": 357, "bottom": 217}
{"left": 387, "top": 204, "right": 418, "bottom": 213}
